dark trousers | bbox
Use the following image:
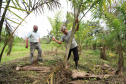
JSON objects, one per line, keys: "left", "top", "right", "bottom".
{"left": 67, "top": 47, "right": 79, "bottom": 61}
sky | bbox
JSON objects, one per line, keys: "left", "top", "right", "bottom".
{"left": 14, "top": 0, "right": 92, "bottom": 38}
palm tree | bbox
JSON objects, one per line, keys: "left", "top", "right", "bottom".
{"left": 48, "top": 11, "right": 62, "bottom": 55}
{"left": 63, "top": 0, "right": 101, "bottom": 68}
{"left": 0, "top": 0, "right": 61, "bottom": 62}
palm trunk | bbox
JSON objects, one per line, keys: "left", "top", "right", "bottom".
{"left": 63, "top": 0, "right": 83, "bottom": 68}
{"left": 103, "top": 45, "right": 106, "bottom": 59}
{"left": 115, "top": 45, "right": 118, "bottom": 54}
{"left": 63, "top": 19, "right": 77, "bottom": 68}
{"left": 100, "top": 44, "right": 106, "bottom": 60}
{"left": 0, "top": 0, "right": 3, "bottom": 14}
{"left": 115, "top": 35, "right": 124, "bottom": 75}
{"left": 117, "top": 44, "right": 124, "bottom": 76}
{"left": 0, "top": 0, "right": 10, "bottom": 42}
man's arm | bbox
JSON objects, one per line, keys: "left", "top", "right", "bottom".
{"left": 25, "top": 38, "right": 28, "bottom": 48}
{"left": 52, "top": 38, "right": 62, "bottom": 44}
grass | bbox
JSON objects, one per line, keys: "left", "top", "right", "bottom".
{"left": 1, "top": 43, "right": 54, "bottom": 63}
{"left": 1, "top": 43, "right": 29, "bottom": 63}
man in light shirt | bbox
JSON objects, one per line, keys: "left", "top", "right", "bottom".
{"left": 25, "top": 25, "right": 42, "bottom": 64}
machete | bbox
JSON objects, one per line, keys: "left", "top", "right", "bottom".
{"left": 47, "top": 29, "right": 53, "bottom": 38}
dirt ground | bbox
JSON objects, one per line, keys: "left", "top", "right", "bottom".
{"left": 0, "top": 50, "right": 126, "bottom": 84}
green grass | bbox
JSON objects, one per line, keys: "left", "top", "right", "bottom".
{"left": 1, "top": 43, "right": 53, "bottom": 63}
{"left": 41, "top": 43, "right": 53, "bottom": 51}
{"left": 1, "top": 51, "right": 29, "bottom": 63}
{"left": 1, "top": 43, "right": 29, "bottom": 63}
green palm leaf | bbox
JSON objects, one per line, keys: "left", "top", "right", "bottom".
{"left": 11, "top": 0, "right": 17, "bottom": 8}
{"left": 9, "top": 6, "right": 31, "bottom": 13}
{"left": 15, "top": 0, "right": 22, "bottom": 9}
{"left": 8, "top": 8, "right": 27, "bottom": 23}
{"left": 5, "top": 18, "right": 20, "bottom": 24}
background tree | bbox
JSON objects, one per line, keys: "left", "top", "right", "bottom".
{"left": 75, "top": 21, "right": 94, "bottom": 55}
{"left": 48, "top": 11, "right": 63, "bottom": 55}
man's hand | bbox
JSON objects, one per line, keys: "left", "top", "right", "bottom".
{"left": 75, "top": 18, "right": 79, "bottom": 23}
{"left": 25, "top": 38, "right": 28, "bottom": 48}
{"left": 52, "top": 37, "right": 56, "bottom": 41}
{"left": 75, "top": 18, "right": 79, "bottom": 32}
{"left": 52, "top": 37, "right": 62, "bottom": 44}
{"left": 25, "top": 45, "right": 28, "bottom": 48}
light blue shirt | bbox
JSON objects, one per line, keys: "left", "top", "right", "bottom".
{"left": 61, "top": 30, "right": 77, "bottom": 49}
{"left": 26, "top": 31, "right": 40, "bottom": 42}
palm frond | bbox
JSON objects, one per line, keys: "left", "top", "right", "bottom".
{"left": 16, "top": 0, "right": 60, "bottom": 15}
{"left": 30, "top": 0, "right": 61, "bottom": 14}
{"left": 8, "top": 8, "right": 26, "bottom": 22}
{"left": 5, "top": 17, "right": 20, "bottom": 24}
{"left": 9, "top": 6, "right": 31, "bottom": 13}
{"left": 5, "top": 20, "right": 14, "bottom": 55}
{"left": 11, "top": 0, "right": 17, "bottom": 8}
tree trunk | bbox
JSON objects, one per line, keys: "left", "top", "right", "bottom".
{"left": 0, "top": 0, "right": 2, "bottom": 15}
{"left": 117, "top": 45, "right": 124, "bottom": 76}
{"left": 115, "top": 45, "right": 118, "bottom": 54}
{"left": 103, "top": 45, "right": 106, "bottom": 59}
{"left": 0, "top": 0, "right": 10, "bottom": 42}
{"left": 100, "top": 44, "right": 106, "bottom": 60}
{"left": 64, "top": 20, "right": 77, "bottom": 68}
{"left": 63, "top": 0, "right": 83, "bottom": 69}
